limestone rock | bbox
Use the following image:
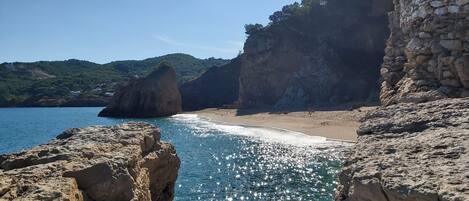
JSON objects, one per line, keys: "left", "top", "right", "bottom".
{"left": 335, "top": 98, "right": 469, "bottom": 201}
{"left": 99, "top": 64, "right": 182, "bottom": 118}
{"left": 0, "top": 123, "right": 180, "bottom": 201}
{"left": 380, "top": 0, "right": 469, "bottom": 105}
{"left": 180, "top": 57, "right": 241, "bottom": 111}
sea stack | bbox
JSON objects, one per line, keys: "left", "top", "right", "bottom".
{"left": 99, "top": 63, "right": 182, "bottom": 118}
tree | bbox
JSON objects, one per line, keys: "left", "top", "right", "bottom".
{"left": 244, "top": 24, "right": 264, "bottom": 35}
{"left": 269, "top": 11, "right": 286, "bottom": 24}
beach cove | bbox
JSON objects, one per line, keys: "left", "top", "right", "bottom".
{"left": 0, "top": 107, "right": 351, "bottom": 200}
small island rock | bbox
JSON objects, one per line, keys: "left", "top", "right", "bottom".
{"left": 99, "top": 63, "right": 182, "bottom": 118}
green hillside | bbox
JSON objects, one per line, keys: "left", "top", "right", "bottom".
{"left": 0, "top": 53, "right": 228, "bottom": 106}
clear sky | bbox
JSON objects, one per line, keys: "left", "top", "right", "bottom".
{"left": 0, "top": 0, "right": 298, "bottom": 64}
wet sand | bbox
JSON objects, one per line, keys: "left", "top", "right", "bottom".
{"left": 190, "top": 107, "right": 376, "bottom": 142}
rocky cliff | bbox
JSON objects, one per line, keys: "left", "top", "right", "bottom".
{"left": 380, "top": 0, "right": 469, "bottom": 105}
{"left": 0, "top": 122, "right": 180, "bottom": 201}
{"left": 180, "top": 57, "right": 241, "bottom": 111}
{"left": 335, "top": 98, "right": 469, "bottom": 201}
{"left": 239, "top": 0, "right": 393, "bottom": 109}
{"left": 99, "top": 64, "right": 182, "bottom": 118}
{"left": 336, "top": 0, "right": 469, "bottom": 200}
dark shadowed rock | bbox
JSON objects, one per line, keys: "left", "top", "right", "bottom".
{"left": 99, "top": 63, "right": 182, "bottom": 118}
{"left": 180, "top": 57, "right": 241, "bottom": 111}
{"left": 0, "top": 123, "right": 180, "bottom": 201}
{"left": 238, "top": 0, "right": 393, "bottom": 109}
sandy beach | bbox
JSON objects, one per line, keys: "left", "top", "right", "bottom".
{"left": 190, "top": 107, "right": 375, "bottom": 142}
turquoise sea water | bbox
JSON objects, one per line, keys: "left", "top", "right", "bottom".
{"left": 0, "top": 108, "right": 348, "bottom": 200}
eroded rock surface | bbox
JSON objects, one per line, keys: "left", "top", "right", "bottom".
{"left": 0, "top": 123, "right": 180, "bottom": 201}
{"left": 336, "top": 98, "right": 469, "bottom": 201}
{"left": 99, "top": 64, "right": 182, "bottom": 118}
{"left": 380, "top": 0, "right": 469, "bottom": 105}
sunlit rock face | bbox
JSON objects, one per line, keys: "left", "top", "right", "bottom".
{"left": 99, "top": 64, "right": 182, "bottom": 118}
{"left": 0, "top": 123, "right": 180, "bottom": 201}
{"left": 380, "top": 0, "right": 469, "bottom": 105}
{"left": 335, "top": 98, "right": 469, "bottom": 201}
{"left": 239, "top": 0, "right": 393, "bottom": 109}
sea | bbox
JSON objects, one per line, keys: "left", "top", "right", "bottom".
{"left": 0, "top": 107, "right": 350, "bottom": 201}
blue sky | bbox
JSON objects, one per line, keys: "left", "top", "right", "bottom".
{"left": 0, "top": 0, "right": 298, "bottom": 64}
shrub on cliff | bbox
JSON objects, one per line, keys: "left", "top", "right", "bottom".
{"left": 244, "top": 23, "right": 264, "bottom": 35}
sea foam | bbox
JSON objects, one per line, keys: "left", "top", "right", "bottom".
{"left": 170, "top": 114, "right": 348, "bottom": 147}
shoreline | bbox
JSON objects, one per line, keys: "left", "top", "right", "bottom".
{"left": 197, "top": 115, "right": 357, "bottom": 144}
{"left": 188, "top": 108, "right": 374, "bottom": 142}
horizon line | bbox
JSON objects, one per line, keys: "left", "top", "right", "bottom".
{"left": 0, "top": 52, "right": 236, "bottom": 65}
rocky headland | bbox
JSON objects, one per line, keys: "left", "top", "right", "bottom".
{"left": 0, "top": 122, "right": 180, "bottom": 201}
{"left": 238, "top": 0, "right": 393, "bottom": 109}
{"left": 99, "top": 63, "right": 182, "bottom": 118}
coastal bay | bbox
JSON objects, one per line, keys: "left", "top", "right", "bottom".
{"left": 0, "top": 108, "right": 348, "bottom": 200}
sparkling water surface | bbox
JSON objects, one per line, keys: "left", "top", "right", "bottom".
{"left": 0, "top": 108, "right": 349, "bottom": 201}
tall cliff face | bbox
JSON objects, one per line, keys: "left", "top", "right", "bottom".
{"left": 0, "top": 123, "right": 180, "bottom": 201}
{"left": 180, "top": 57, "right": 241, "bottom": 111}
{"left": 239, "top": 0, "right": 393, "bottom": 109}
{"left": 99, "top": 64, "right": 182, "bottom": 118}
{"left": 380, "top": 0, "right": 469, "bottom": 105}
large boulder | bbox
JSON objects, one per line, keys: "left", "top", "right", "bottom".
{"left": 335, "top": 98, "right": 469, "bottom": 201}
{"left": 0, "top": 122, "right": 180, "bottom": 201}
{"left": 99, "top": 64, "right": 182, "bottom": 118}
{"left": 238, "top": 0, "right": 393, "bottom": 109}
{"left": 180, "top": 57, "right": 241, "bottom": 111}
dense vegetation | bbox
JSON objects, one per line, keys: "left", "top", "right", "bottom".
{"left": 0, "top": 54, "right": 228, "bottom": 106}
{"left": 245, "top": 0, "right": 383, "bottom": 36}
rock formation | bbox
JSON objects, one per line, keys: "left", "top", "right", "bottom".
{"left": 99, "top": 64, "right": 182, "bottom": 118}
{"left": 180, "top": 57, "right": 241, "bottom": 111}
{"left": 335, "top": 98, "right": 469, "bottom": 201}
{"left": 238, "top": 0, "right": 393, "bottom": 109}
{"left": 336, "top": 1, "right": 469, "bottom": 200}
{"left": 380, "top": 0, "right": 469, "bottom": 105}
{"left": 0, "top": 122, "right": 180, "bottom": 201}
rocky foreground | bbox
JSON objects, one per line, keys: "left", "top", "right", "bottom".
{"left": 0, "top": 123, "right": 180, "bottom": 201}
{"left": 336, "top": 98, "right": 469, "bottom": 201}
